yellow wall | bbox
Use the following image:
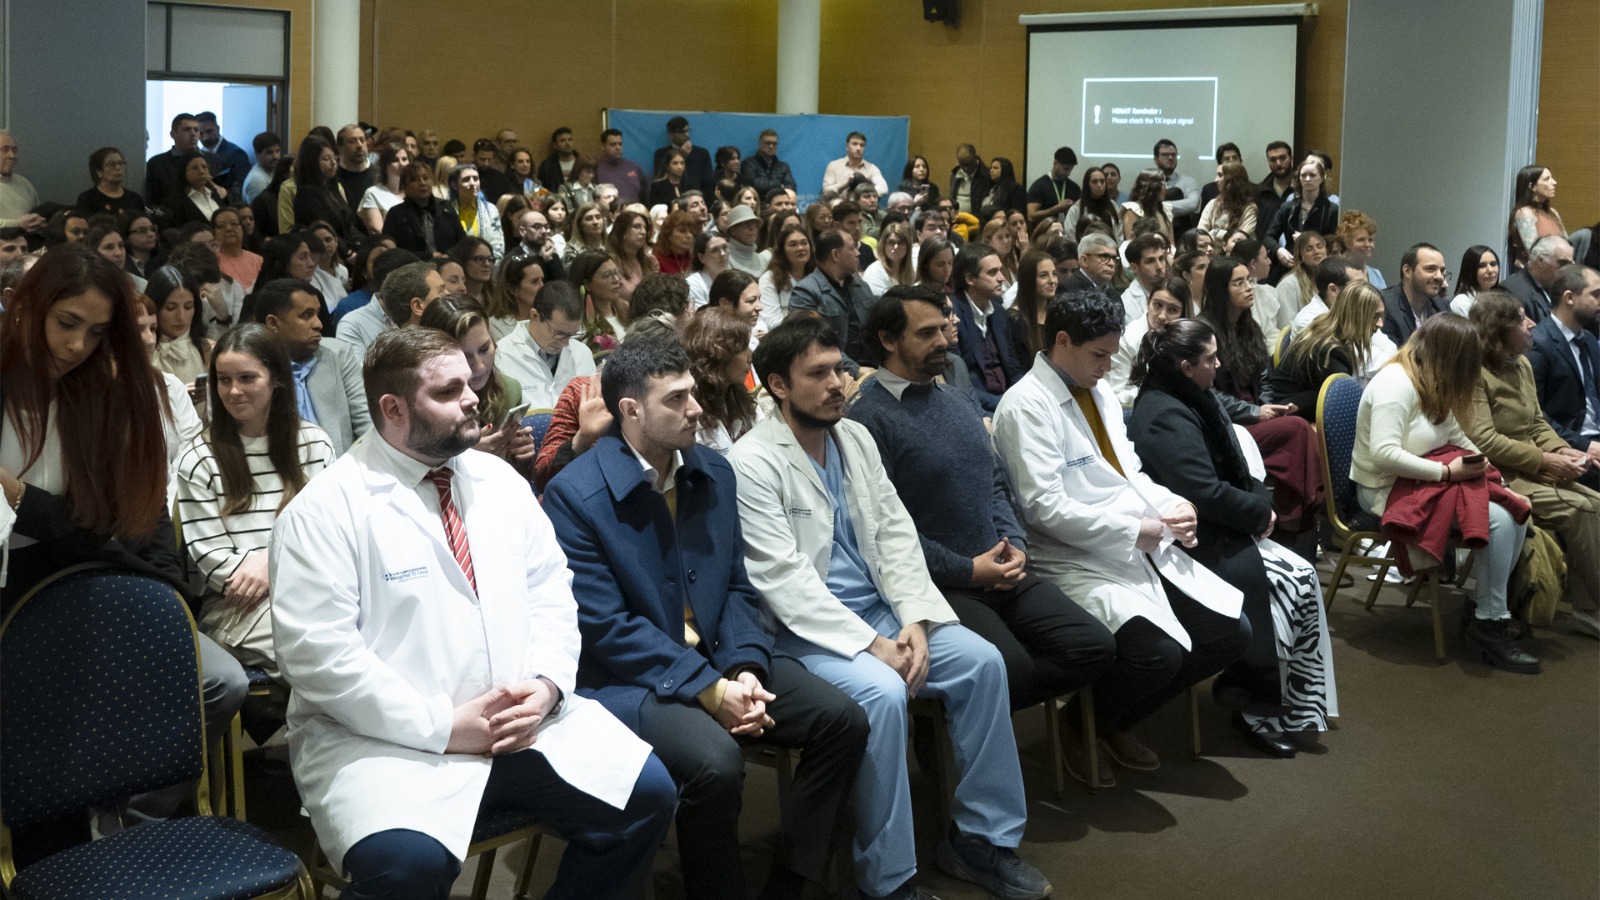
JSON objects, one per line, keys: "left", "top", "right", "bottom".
{"left": 196, "top": 0, "right": 1586, "bottom": 227}
{"left": 1537, "top": 0, "right": 1598, "bottom": 227}
{"left": 357, "top": 0, "right": 777, "bottom": 157}
{"left": 817, "top": 0, "right": 1348, "bottom": 186}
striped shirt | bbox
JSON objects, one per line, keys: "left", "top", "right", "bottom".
{"left": 177, "top": 423, "right": 335, "bottom": 598}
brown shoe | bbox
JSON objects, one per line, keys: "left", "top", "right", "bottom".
{"left": 1059, "top": 719, "right": 1115, "bottom": 787}
{"left": 1102, "top": 730, "right": 1160, "bottom": 771}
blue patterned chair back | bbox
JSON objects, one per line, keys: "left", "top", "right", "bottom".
{"left": 523, "top": 410, "right": 555, "bottom": 455}
{"left": 1316, "top": 374, "right": 1365, "bottom": 528}
{"left": 1, "top": 567, "right": 204, "bottom": 830}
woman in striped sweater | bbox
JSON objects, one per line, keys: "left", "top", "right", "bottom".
{"left": 178, "top": 324, "right": 335, "bottom": 679}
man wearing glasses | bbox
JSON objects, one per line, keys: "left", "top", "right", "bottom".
{"left": 740, "top": 128, "right": 797, "bottom": 201}
{"left": 507, "top": 208, "right": 566, "bottom": 281}
{"left": 1148, "top": 139, "right": 1200, "bottom": 220}
{"left": 1064, "top": 233, "right": 1124, "bottom": 308}
{"left": 497, "top": 281, "right": 596, "bottom": 408}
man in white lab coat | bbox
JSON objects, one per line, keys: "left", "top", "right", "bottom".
{"left": 992, "top": 288, "right": 1247, "bottom": 786}
{"left": 270, "top": 328, "right": 674, "bottom": 899}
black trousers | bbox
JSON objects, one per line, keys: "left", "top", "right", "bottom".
{"left": 1083, "top": 577, "right": 1249, "bottom": 734}
{"left": 635, "top": 657, "right": 868, "bottom": 900}
{"left": 943, "top": 574, "right": 1118, "bottom": 711}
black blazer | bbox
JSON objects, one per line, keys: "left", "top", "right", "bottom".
{"left": 1264, "top": 344, "right": 1354, "bottom": 418}
{"left": 1127, "top": 387, "right": 1274, "bottom": 570}
{"left": 1061, "top": 269, "right": 1123, "bottom": 308}
{"left": 1501, "top": 269, "right": 1554, "bottom": 324}
{"left": 1265, "top": 193, "right": 1339, "bottom": 246}
{"left": 1380, "top": 283, "right": 1451, "bottom": 346}
{"left": 381, "top": 197, "right": 466, "bottom": 257}
{"left": 163, "top": 187, "right": 228, "bottom": 229}
{"left": 1527, "top": 313, "right": 1600, "bottom": 452}
{"left": 0, "top": 393, "right": 187, "bottom": 612}
{"left": 952, "top": 289, "right": 1025, "bottom": 412}
{"left": 948, "top": 165, "right": 993, "bottom": 216}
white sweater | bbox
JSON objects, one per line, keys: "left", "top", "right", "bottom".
{"left": 1351, "top": 363, "right": 1478, "bottom": 513}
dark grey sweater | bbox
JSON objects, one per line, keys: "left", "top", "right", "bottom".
{"left": 847, "top": 375, "right": 1026, "bottom": 588}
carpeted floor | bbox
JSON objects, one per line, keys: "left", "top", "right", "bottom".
{"left": 246, "top": 560, "right": 1600, "bottom": 899}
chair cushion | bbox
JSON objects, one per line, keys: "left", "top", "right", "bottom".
{"left": 9, "top": 816, "right": 302, "bottom": 900}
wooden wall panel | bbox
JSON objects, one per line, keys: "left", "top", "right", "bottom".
{"left": 1536, "top": 0, "right": 1599, "bottom": 228}
{"left": 359, "top": 0, "right": 777, "bottom": 159}
{"left": 817, "top": 0, "right": 1348, "bottom": 188}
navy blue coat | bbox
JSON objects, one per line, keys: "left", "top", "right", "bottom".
{"left": 1527, "top": 314, "right": 1600, "bottom": 453}
{"left": 541, "top": 434, "right": 773, "bottom": 730}
{"left": 952, "top": 288, "right": 1026, "bottom": 411}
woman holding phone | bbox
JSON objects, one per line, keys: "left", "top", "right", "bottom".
{"left": 178, "top": 325, "right": 335, "bottom": 677}
{"left": 1352, "top": 315, "right": 1535, "bottom": 672}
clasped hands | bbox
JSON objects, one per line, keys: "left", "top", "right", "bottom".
{"left": 869, "top": 621, "right": 930, "bottom": 696}
{"left": 447, "top": 677, "right": 561, "bottom": 757}
{"left": 1137, "top": 501, "right": 1198, "bottom": 552}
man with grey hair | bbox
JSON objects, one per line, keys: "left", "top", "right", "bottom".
{"left": 1063, "top": 233, "right": 1124, "bottom": 307}
{"left": 1504, "top": 234, "right": 1576, "bottom": 324}
{"left": 885, "top": 191, "right": 914, "bottom": 219}
{"left": 0, "top": 132, "right": 43, "bottom": 235}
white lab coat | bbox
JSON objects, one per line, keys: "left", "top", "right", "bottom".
{"left": 992, "top": 354, "right": 1242, "bottom": 648}
{"left": 496, "top": 323, "right": 597, "bottom": 409}
{"left": 269, "top": 432, "right": 648, "bottom": 872}
{"left": 727, "top": 416, "right": 957, "bottom": 658}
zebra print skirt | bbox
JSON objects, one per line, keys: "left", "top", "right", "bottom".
{"left": 1240, "top": 538, "right": 1339, "bottom": 734}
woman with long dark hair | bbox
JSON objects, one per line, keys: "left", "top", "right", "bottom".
{"left": 758, "top": 224, "right": 812, "bottom": 331}
{"left": 1, "top": 244, "right": 246, "bottom": 857}
{"left": 178, "top": 325, "right": 334, "bottom": 677}
{"left": 684, "top": 306, "right": 759, "bottom": 453}
{"left": 1506, "top": 165, "right": 1564, "bottom": 270}
{"left": 647, "top": 146, "right": 688, "bottom": 209}
{"left": 1352, "top": 314, "right": 1535, "bottom": 671}
{"left": 446, "top": 164, "right": 505, "bottom": 262}
{"left": 1129, "top": 318, "right": 1337, "bottom": 756}
{"left": 286, "top": 135, "right": 355, "bottom": 238}
{"left": 1449, "top": 245, "right": 1502, "bottom": 318}
{"left": 1198, "top": 161, "right": 1258, "bottom": 242}
{"left": 607, "top": 208, "right": 658, "bottom": 303}
{"left": 1120, "top": 172, "right": 1172, "bottom": 244}
{"left": 358, "top": 142, "right": 410, "bottom": 234}
{"left": 1198, "top": 256, "right": 1323, "bottom": 542}
{"left": 569, "top": 250, "right": 628, "bottom": 352}
{"left": 147, "top": 264, "right": 214, "bottom": 386}
{"left": 897, "top": 155, "right": 940, "bottom": 207}
{"left": 1064, "top": 166, "right": 1122, "bottom": 242}
{"left": 121, "top": 210, "right": 161, "bottom": 279}
{"left": 1007, "top": 248, "right": 1058, "bottom": 362}
{"left": 979, "top": 157, "right": 1028, "bottom": 219}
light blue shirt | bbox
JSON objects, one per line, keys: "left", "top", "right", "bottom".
{"left": 290, "top": 358, "right": 320, "bottom": 426}
{"left": 810, "top": 434, "right": 882, "bottom": 615}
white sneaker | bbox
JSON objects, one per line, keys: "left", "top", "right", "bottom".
{"left": 1570, "top": 610, "right": 1600, "bottom": 639}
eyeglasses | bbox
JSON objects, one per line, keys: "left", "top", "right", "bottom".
{"left": 1085, "top": 252, "right": 1117, "bottom": 261}
{"left": 597, "top": 269, "right": 623, "bottom": 281}
{"left": 470, "top": 255, "right": 493, "bottom": 264}
{"left": 103, "top": 159, "right": 126, "bottom": 168}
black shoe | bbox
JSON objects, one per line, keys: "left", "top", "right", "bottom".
{"left": 1212, "top": 673, "right": 1293, "bottom": 718}
{"left": 935, "top": 826, "right": 1052, "bottom": 900}
{"left": 1230, "top": 712, "right": 1297, "bottom": 758}
{"left": 1464, "top": 617, "right": 1542, "bottom": 674}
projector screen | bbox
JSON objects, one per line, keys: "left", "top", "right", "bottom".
{"left": 1026, "top": 19, "right": 1300, "bottom": 191}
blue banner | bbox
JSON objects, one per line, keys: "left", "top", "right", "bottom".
{"left": 606, "top": 109, "right": 909, "bottom": 211}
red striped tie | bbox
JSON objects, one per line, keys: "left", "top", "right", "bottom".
{"left": 427, "top": 466, "right": 476, "bottom": 594}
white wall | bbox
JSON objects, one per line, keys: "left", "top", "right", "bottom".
{"left": 1339, "top": 0, "right": 1541, "bottom": 284}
